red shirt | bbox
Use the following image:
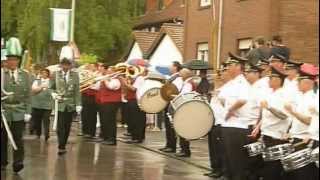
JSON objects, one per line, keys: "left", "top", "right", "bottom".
{"left": 95, "top": 81, "right": 122, "bottom": 104}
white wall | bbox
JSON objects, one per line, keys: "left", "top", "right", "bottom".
{"left": 126, "top": 42, "right": 143, "bottom": 61}
{"left": 149, "top": 35, "right": 183, "bottom": 66}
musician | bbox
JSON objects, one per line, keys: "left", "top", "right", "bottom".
{"left": 283, "top": 60, "right": 303, "bottom": 103}
{"left": 254, "top": 58, "right": 271, "bottom": 92}
{"left": 159, "top": 61, "right": 183, "bottom": 153}
{"left": 93, "top": 64, "right": 122, "bottom": 145}
{"left": 50, "top": 58, "right": 81, "bottom": 155}
{"left": 121, "top": 66, "right": 148, "bottom": 143}
{"left": 81, "top": 64, "right": 98, "bottom": 139}
{"left": 269, "top": 53, "right": 287, "bottom": 70}
{"left": 172, "top": 68, "right": 196, "bottom": 158}
{"left": 218, "top": 52, "right": 253, "bottom": 180}
{"left": 253, "top": 67, "right": 291, "bottom": 180}
{"left": 31, "top": 68, "right": 52, "bottom": 141}
{"left": 205, "top": 63, "right": 230, "bottom": 178}
{"left": 283, "top": 64, "right": 318, "bottom": 180}
{"left": 1, "top": 48, "right": 32, "bottom": 173}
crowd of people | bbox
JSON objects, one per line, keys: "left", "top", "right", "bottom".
{"left": 1, "top": 35, "right": 319, "bottom": 180}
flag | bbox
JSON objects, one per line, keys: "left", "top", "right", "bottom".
{"left": 50, "top": 8, "right": 72, "bottom": 42}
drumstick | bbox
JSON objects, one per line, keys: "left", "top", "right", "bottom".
{"left": 293, "top": 141, "right": 307, "bottom": 148}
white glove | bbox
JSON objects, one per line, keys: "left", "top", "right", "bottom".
{"left": 24, "top": 114, "right": 32, "bottom": 122}
{"left": 51, "top": 92, "right": 58, "bottom": 100}
{"left": 76, "top": 106, "right": 82, "bottom": 114}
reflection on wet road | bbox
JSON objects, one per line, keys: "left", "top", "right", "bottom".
{"left": 1, "top": 135, "right": 213, "bottom": 180}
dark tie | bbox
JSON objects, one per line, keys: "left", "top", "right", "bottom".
{"left": 63, "top": 73, "right": 67, "bottom": 83}
{"left": 11, "top": 71, "right": 16, "bottom": 84}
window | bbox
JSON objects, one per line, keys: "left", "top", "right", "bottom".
{"left": 238, "top": 38, "right": 252, "bottom": 57}
{"left": 197, "top": 43, "right": 209, "bottom": 61}
{"left": 200, "top": 0, "right": 211, "bottom": 7}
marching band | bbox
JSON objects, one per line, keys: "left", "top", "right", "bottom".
{"left": 1, "top": 36, "right": 319, "bottom": 180}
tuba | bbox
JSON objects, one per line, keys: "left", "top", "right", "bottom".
{"left": 160, "top": 74, "right": 180, "bottom": 101}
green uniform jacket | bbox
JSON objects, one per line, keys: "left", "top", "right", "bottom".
{"left": 49, "top": 70, "right": 81, "bottom": 112}
{"left": 31, "top": 79, "right": 53, "bottom": 110}
{"left": 2, "top": 68, "right": 32, "bottom": 122}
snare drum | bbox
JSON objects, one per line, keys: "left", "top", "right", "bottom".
{"left": 138, "top": 77, "right": 168, "bottom": 114}
{"left": 281, "top": 148, "right": 313, "bottom": 172}
{"left": 263, "top": 143, "right": 294, "bottom": 161}
{"left": 311, "top": 147, "right": 319, "bottom": 168}
{"left": 244, "top": 142, "right": 265, "bottom": 157}
{"left": 170, "top": 92, "right": 214, "bottom": 140}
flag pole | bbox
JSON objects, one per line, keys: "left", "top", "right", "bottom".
{"left": 70, "top": 0, "right": 76, "bottom": 42}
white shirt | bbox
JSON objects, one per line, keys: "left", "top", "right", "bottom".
{"left": 9, "top": 69, "right": 18, "bottom": 83}
{"left": 260, "top": 88, "right": 291, "bottom": 139}
{"left": 133, "top": 75, "right": 146, "bottom": 100}
{"left": 32, "top": 78, "right": 50, "bottom": 90}
{"left": 62, "top": 71, "right": 70, "bottom": 82}
{"left": 210, "top": 88, "right": 227, "bottom": 125}
{"left": 283, "top": 77, "right": 301, "bottom": 103}
{"left": 91, "top": 78, "right": 121, "bottom": 91}
{"left": 242, "top": 80, "right": 262, "bottom": 126}
{"left": 289, "top": 90, "right": 317, "bottom": 139}
{"left": 180, "top": 77, "right": 194, "bottom": 94}
{"left": 170, "top": 73, "right": 183, "bottom": 91}
{"left": 254, "top": 76, "right": 271, "bottom": 94}
{"left": 220, "top": 74, "right": 251, "bottom": 129}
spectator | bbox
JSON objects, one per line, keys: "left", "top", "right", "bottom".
{"left": 246, "top": 36, "right": 271, "bottom": 65}
{"left": 270, "top": 35, "right": 291, "bottom": 60}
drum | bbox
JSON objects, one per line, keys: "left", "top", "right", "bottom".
{"left": 170, "top": 92, "right": 214, "bottom": 140}
{"left": 244, "top": 142, "right": 265, "bottom": 157}
{"left": 311, "top": 147, "right": 319, "bottom": 168}
{"left": 263, "top": 143, "right": 294, "bottom": 161}
{"left": 138, "top": 74, "right": 167, "bottom": 113}
{"left": 281, "top": 148, "right": 313, "bottom": 172}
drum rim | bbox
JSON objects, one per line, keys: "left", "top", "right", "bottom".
{"left": 172, "top": 99, "right": 214, "bottom": 140}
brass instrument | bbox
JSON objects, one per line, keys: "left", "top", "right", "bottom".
{"left": 79, "top": 63, "right": 142, "bottom": 92}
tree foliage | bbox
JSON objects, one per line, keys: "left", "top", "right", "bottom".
{"left": 1, "top": 0, "right": 145, "bottom": 65}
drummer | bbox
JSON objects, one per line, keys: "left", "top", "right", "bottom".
{"left": 173, "top": 68, "right": 196, "bottom": 157}
{"left": 283, "top": 63, "right": 318, "bottom": 180}
{"left": 254, "top": 67, "right": 291, "bottom": 180}
{"left": 159, "top": 61, "right": 183, "bottom": 154}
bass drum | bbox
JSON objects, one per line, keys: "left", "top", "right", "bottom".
{"left": 138, "top": 76, "right": 168, "bottom": 114}
{"left": 170, "top": 92, "right": 214, "bottom": 140}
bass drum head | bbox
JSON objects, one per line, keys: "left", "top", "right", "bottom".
{"left": 139, "top": 88, "right": 168, "bottom": 113}
{"left": 173, "top": 100, "right": 214, "bottom": 140}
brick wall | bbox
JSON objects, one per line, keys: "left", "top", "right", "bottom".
{"left": 278, "top": 0, "right": 319, "bottom": 64}
{"left": 184, "top": 0, "right": 213, "bottom": 63}
{"left": 145, "top": 0, "right": 158, "bottom": 12}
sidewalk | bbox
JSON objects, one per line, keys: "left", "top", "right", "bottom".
{"left": 117, "top": 128, "right": 211, "bottom": 171}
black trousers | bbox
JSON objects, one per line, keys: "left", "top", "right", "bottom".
{"left": 57, "top": 110, "right": 74, "bottom": 149}
{"left": 121, "top": 102, "right": 131, "bottom": 133}
{"left": 258, "top": 136, "right": 289, "bottom": 180}
{"left": 283, "top": 138, "right": 318, "bottom": 180}
{"left": 128, "top": 100, "right": 146, "bottom": 141}
{"left": 81, "top": 95, "right": 97, "bottom": 136}
{"left": 179, "top": 137, "right": 190, "bottom": 154}
{"left": 98, "top": 102, "right": 120, "bottom": 142}
{"left": 31, "top": 108, "right": 51, "bottom": 137}
{"left": 221, "top": 127, "right": 251, "bottom": 180}
{"left": 163, "top": 106, "right": 176, "bottom": 149}
{"left": 208, "top": 125, "right": 225, "bottom": 173}
{"left": 1, "top": 121, "right": 25, "bottom": 167}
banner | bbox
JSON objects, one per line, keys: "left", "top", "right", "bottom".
{"left": 50, "top": 8, "right": 71, "bottom": 42}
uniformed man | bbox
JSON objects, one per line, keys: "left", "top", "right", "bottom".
{"left": 121, "top": 66, "right": 148, "bottom": 143}
{"left": 31, "top": 68, "right": 52, "bottom": 141}
{"left": 255, "top": 58, "right": 271, "bottom": 92}
{"left": 283, "top": 63, "right": 318, "bottom": 180}
{"left": 159, "top": 61, "right": 183, "bottom": 153}
{"left": 283, "top": 59, "right": 303, "bottom": 103}
{"left": 205, "top": 63, "right": 230, "bottom": 178}
{"left": 218, "top": 52, "right": 253, "bottom": 180}
{"left": 173, "top": 68, "right": 197, "bottom": 158}
{"left": 50, "top": 58, "right": 81, "bottom": 155}
{"left": 80, "top": 64, "right": 98, "bottom": 139}
{"left": 93, "top": 64, "right": 122, "bottom": 145}
{"left": 254, "top": 67, "right": 291, "bottom": 180}
{"left": 1, "top": 37, "right": 32, "bottom": 173}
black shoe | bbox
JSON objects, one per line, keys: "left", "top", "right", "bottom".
{"left": 1, "top": 165, "right": 6, "bottom": 171}
{"left": 125, "top": 139, "right": 143, "bottom": 144}
{"left": 88, "top": 138, "right": 104, "bottom": 142}
{"left": 160, "top": 147, "right": 176, "bottom": 153}
{"left": 175, "top": 152, "right": 191, "bottom": 158}
{"left": 13, "top": 162, "right": 24, "bottom": 173}
{"left": 102, "top": 141, "right": 117, "bottom": 146}
{"left": 58, "top": 149, "right": 67, "bottom": 155}
{"left": 204, "top": 171, "right": 223, "bottom": 178}
{"left": 158, "top": 147, "right": 169, "bottom": 151}
{"left": 45, "top": 136, "right": 50, "bottom": 142}
{"left": 123, "top": 133, "right": 132, "bottom": 137}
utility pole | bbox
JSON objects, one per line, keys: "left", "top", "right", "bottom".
{"left": 70, "top": 0, "right": 76, "bottom": 42}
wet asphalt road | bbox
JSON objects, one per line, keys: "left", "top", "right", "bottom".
{"left": 1, "top": 131, "right": 214, "bottom": 180}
